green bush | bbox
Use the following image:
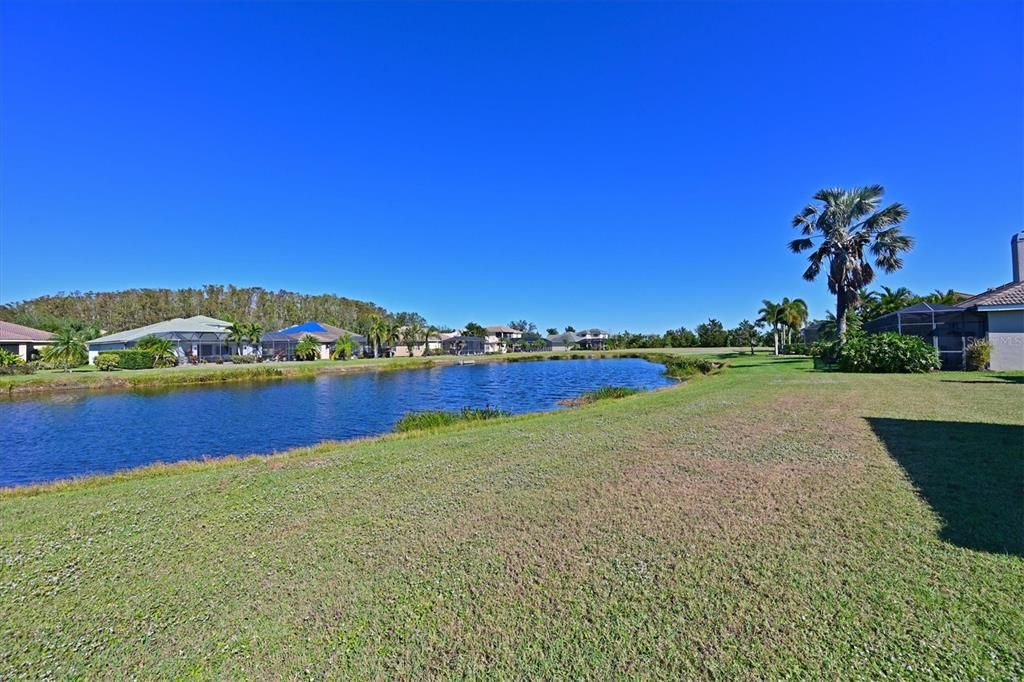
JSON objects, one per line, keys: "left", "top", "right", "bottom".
{"left": 782, "top": 342, "right": 809, "bottom": 355}
{"left": 581, "top": 386, "right": 640, "bottom": 401}
{"left": 965, "top": 339, "right": 991, "bottom": 371}
{"left": 103, "top": 349, "right": 156, "bottom": 370}
{"left": 395, "top": 406, "right": 510, "bottom": 433}
{"left": 0, "top": 349, "right": 24, "bottom": 367}
{"left": 230, "top": 355, "right": 257, "bottom": 364}
{"left": 838, "top": 333, "right": 939, "bottom": 373}
{"left": 94, "top": 354, "right": 121, "bottom": 371}
{"left": 0, "top": 363, "right": 34, "bottom": 375}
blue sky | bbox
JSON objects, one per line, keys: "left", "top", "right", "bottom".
{"left": 1, "top": 1, "right": 1021, "bottom": 333}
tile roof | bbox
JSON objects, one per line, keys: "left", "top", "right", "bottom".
{"left": 0, "top": 320, "right": 55, "bottom": 342}
{"left": 957, "top": 280, "right": 1024, "bottom": 308}
{"left": 485, "top": 325, "right": 519, "bottom": 334}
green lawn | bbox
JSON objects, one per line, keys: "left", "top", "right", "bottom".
{"left": 1, "top": 354, "right": 1021, "bottom": 678}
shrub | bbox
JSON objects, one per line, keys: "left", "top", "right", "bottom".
{"left": 782, "top": 342, "right": 809, "bottom": 355}
{"left": 230, "top": 355, "right": 257, "bottom": 364}
{"left": 103, "top": 349, "right": 156, "bottom": 370}
{"left": 583, "top": 386, "right": 640, "bottom": 401}
{"left": 838, "top": 333, "right": 939, "bottom": 373}
{"left": 0, "top": 349, "right": 24, "bottom": 367}
{"left": 94, "top": 354, "right": 121, "bottom": 371}
{"left": 395, "top": 406, "right": 510, "bottom": 433}
{"left": 965, "top": 339, "right": 991, "bottom": 371}
{"left": 0, "top": 363, "right": 35, "bottom": 375}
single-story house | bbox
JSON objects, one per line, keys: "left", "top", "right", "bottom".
{"left": 864, "top": 231, "right": 1024, "bottom": 370}
{"left": 87, "top": 315, "right": 233, "bottom": 365}
{"left": 545, "top": 332, "right": 580, "bottom": 352}
{"left": 0, "top": 321, "right": 55, "bottom": 361}
{"left": 441, "top": 335, "right": 486, "bottom": 355}
{"left": 262, "top": 321, "right": 367, "bottom": 360}
{"left": 391, "top": 327, "right": 445, "bottom": 357}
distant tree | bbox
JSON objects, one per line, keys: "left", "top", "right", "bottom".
{"left": 393, "top": 312, "right": 427, "bottom": 328}
{"left": 696, "top": 319, "right": 728, "bottom": 347}
{"left": 245, "top": 323, "right": 264, "bottom": 357}
{"left": 331, "top": 334, "right": 354, "bottom": 360}
{"left": 790, "top": 185, "right": 914, "bottom": 343}
{"left": 758, "top": 300, "right": 784, "bottom": 355}
{"left": 780, "top": 297, "right": 809, "bottom": 346}
{"left": 295, "top": 335, "right": 321, "bottom": 361}
{"left": 464, "top": 322, "right": 487, "bottom": 338}
{"left": 508, "top": 320, "right": 537, "bottom": 334}
{"left": 732, "top": 320, "right": 761, "bottom": 355}
{"left": 865, "top": 285, "right": 915, "bottom": 320}
{"left": 545, "top": 327, "right": 558, "bottom": 336}
{"left": 226, "top": 322, "right": 247, "bottom": 355}
{"left": 402, "top": 322, "right": 424, "bottom": 356}
{"left": 564, "top": 325, "right": 576, "bottom": 333}
{"left": 367, "top": 314, "right": 387, "bottom": 358}
{"left": 41, "top": 328, "right": 88, "bottom": 372}
{"left": 664, "top": 326, "right": 697, "bottom": 348}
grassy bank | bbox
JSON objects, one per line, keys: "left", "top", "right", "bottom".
{"left": 1, "top": 355, "right": 1021, "bottom": 677}
{"left": 0, "top": 347, "right": 734, "bottom": 396}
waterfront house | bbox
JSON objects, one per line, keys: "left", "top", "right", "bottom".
{"left": 441, "top": 335, "right": 486, "bottom": 355}
{"left": 391, "top": 327, "right": 445, "bottom": 357}
{"left": 0, "top": 321, "right": 54, "bottom": 361}
{"left": 575, "top": 329, "right": 610, "bottom": 350}
{"left": 262, "top": 321, "right": 367, "bottom": 360}
{"left": 545, "top": 332, "right": 579, "bottom": 352}
{"left": 483, "top": 325, "right": 522, "bottom": 353}
{"left": 864, "top": 232, "right": 1024, "bottom": 370}
{"left": 87, "top": 315, "right": 232, "bottom": 365}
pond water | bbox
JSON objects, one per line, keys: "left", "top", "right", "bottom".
{"left": 0, "top": 358, "right": 674, "bottom": 487}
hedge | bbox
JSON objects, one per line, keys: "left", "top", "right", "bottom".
{"left": 99, "top": 349, "right": 156, "bottom": 370}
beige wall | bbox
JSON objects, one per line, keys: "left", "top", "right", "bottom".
{"left": 986, "top": 310, "right": 1024, "bottom": 371}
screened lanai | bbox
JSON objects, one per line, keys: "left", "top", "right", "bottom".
{"left": 863, "top": 302, "right": 986, "bottom": 370}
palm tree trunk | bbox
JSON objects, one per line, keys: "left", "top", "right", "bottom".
{"left": 773, "top": 326, "right": 779, "bottom": 356}
{"left": 836, "top": 292, "right": 849, "bottom": 344}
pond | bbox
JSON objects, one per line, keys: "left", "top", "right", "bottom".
{"left": 0, "top": 358, "right": 674, "bottom": 487}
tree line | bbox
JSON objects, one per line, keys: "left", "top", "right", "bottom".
{"left": 0, "top": 285, "right": 428, "bottom": 338}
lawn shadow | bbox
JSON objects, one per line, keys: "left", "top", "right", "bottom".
{"left": 867, "top": 417, "right": 1024, "bottom": 557}
{"left": 941, "top": 375, "right": 1024, "bottom": 385}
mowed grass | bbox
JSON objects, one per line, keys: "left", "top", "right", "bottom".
{"left": 1, "top": 354, "right": 1021, "bottom": 678}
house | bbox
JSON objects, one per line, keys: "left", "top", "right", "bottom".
{"left": 262, "top": 321, "right": 367, "bottom": 360}
{"left": 574, "top": 328, "right": 610, "bottom": 350}
{"left": 391, "top": 327, "right": 445, "bottom": 357}
{"left": 441, "top": 335, "right": 486, "bottom": 355}
{"left": 864, "top": 232, "right": 1024, "bottom": 370}
{"left": 0, "top": 321, "right": 55, "bottom": 361}
{"left": 545, "top": 332, "right": 579, "bottom": 352}
{"left": 483, "top": 325, "right": 522, "bottom": 353}
{"left": 87, "top": 315, "right": 233, "bottom": 365}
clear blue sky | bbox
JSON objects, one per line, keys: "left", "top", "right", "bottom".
{"left": 2, "top": 1, "right": 1021, "bottom": 333}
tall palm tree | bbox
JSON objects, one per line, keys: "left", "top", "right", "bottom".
{"left": 758, "top": 300, "right": 784, "bottom": 355}
{"left": 790, "top": 185, "right": 913, "bottom": 342}
{"left": 245, "top": 323, "right": 264, "bottom": 358}
{"left": 425, "top": 325, "right": 439, "bottom": 355}
{"left": 226, "top": 322, "right": 248, "bottom": 356}
{"left": 42, "top": 328, "right": 88, "bottom": 372}
{"left": 367, "top": 314, "right": 386, "bottom": 358}
{"left": 404, "top": 322, "right": 424, "bottom": 356}
{"left": 778, "top": 297, "right": 808, "bottom": 346}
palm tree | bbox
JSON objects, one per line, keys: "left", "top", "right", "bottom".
{"left": 331, "top": 334, "right": 354, "bottom": 360}
{"left": 295, "top": 334, "right": 321, "bottom": 361}
{"left": 245, "top": 323, "right": 264, "bottom": 358}
{"left": 403, "top": 322, "right": 424, "bottom": 356}
{"left": 226, "top": 322, "right": 248, "bottom": 356}
{"left": 874, "top": 286, "right": 915, "bottom": 317}
{"left": 424, "top": 325, "right": 439, "bottom": 356}
{"left": 758, "top": 300, "right": 784, "bottom": 355}
{"left": 790, "top": 185, "right": 913, "bottom": 342}
{"left": 384, "top": 320, "right": 399, "bottom": 357}
{"left": 136, "top": 335, "right": 178, "bottom": 367}
{"left": 779, "top": 297, "right": 808, "bottom": 346}
{"left": 42, "top": 328, "right": 88, "bottom": 372}
{"left": 367, "top": 314, "right": 386, "bottom": 358}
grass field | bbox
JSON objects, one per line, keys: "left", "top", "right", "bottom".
{"left": 1, "top": 353, "right": 1021, "bottom": 678}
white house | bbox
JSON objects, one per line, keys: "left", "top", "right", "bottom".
{"left": 87, "top": 315, "right": 233, "bottom": 365}
{"left": 954, "top": 232, "right": 1024, "bottom": 370}
{"left": 0, "top": 321, "right": 54, "bottom": 361}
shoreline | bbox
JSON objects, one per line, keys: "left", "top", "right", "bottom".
{"left": 0, "top": 370, "right": 697, "bottom": 497}
{"left": 0, "top": 348, "right": 734, "bottom": 397}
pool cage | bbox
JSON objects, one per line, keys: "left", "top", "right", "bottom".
{"left": 863, "top": 302, "right": 986, "bottom": 370}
